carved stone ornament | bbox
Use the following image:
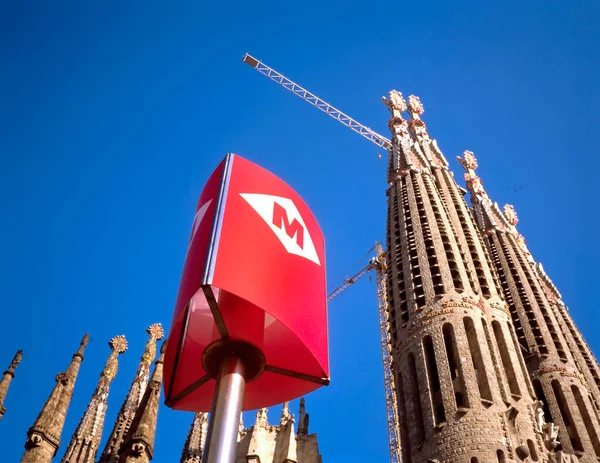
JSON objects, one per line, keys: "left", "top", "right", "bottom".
{"left": 147, "top": 323, "right": 165, "bottom": 341}
{"left": 461, "top": 150, "right": 478, "bottom": 170}
{"left": 411, "top": 119, "right": 429, "bottom": 140}
{"left": 503, "top": 204, "right": 519, "bottom": 226}
{"left": 26, "top": 433, "right": 43, "bottom": 448}
{"left": 132, "top": 442, "right": 146, "bottom": 455}
{"left": 408, "top": 95, "right": 424, "bottom": 116}
{"left": 389, "top": 117, "right": 410, "bottom": 139}
{"left": 533, "top": 400, "right": 545, "bottom": 432}
{"left": 110, "top": 335, "right": 128, "bottom": 354}
{"left": 516, "top": 234, "right": 531, "bottom": 255}
{"left": 382, "top": 90, "right": 407, "bottom": 112}
{"left": 56, "top": 372, "right": 69, "bottom": 385}
{"left": 543, "top": 422, "right": 560, "bottom": 451}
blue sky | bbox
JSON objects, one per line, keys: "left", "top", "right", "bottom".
{"left": 1, "top": 1, "right": 599, "bottom": 461}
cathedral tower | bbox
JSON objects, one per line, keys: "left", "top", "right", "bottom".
{"left": 98, "top": 324, "right": 164, "bottom": 463}
{"left": 382, "top": 92, "right": 541, "bottom": 462}
{"left": 0, "top": 349, "right": 23, "bottom": 420}
{"left": 459, "top": 151, "right": 600, "bottom": 462}
{"left": 118, "top": 340, "right": 166, "bottom": 463}
{"left": 21, "top": 334, "right": 89, "bottom": 463}
{"left": 60, "top": 335, "right": 128, "bottom": 463}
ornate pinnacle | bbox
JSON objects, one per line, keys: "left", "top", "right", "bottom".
{"left": 458, "top": 150, "right": 479, "bottom": 170}
{"left": 382, "top": 90, "right": 407, "bottom": 113}
{"left": 98, "top": 336, "right": 127, "bottom": 390}
{"left": 457, "top": 150, "right": 487, "bottom": 197}
{"left": 147, "top": 323, "right": 165, "bottom": 341}
{"left": 280, "top": 402, "right": 293, "bottom": 426}
{"left": 109, "top": 335, "right": 128, "bottom": 354}
{"left": 141, "top": 323, "right": 164, "bottom": 367}
{"left": 407, "top": 95, "right": 424, "bottom": 117}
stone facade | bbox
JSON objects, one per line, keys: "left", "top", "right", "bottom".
{"left": 180, "top": 399, "right": 322, "bottom": 463}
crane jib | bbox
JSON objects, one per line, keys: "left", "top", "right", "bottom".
{"left": 242, "top": 53, "right": 392, "bottom": 153}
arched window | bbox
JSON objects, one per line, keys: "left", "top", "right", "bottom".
{"left": 423, "top": 336, "right": 446, "bottom": 425}
{"left": 492, "top": 320, "right": 521, "bottom": 399}
{"left": 443, "top": 323, "right": 469, "bottom": 409}
{"left": 464, "top": 317, "right": 492, "bottom": 406}
{"left": 407, "top": 353, "right": 426, "bottom": 444}
{"left": 551, "top": 380, "right": 583, "bottom": 452}
{"left": 496, "top": 449, "right": 506, "bottom": 462}
{"left": 572, "top": 384, "right": 600, "bottom": 456}
{"left": 395, "top": 372, "right": 412, "bottom": 463}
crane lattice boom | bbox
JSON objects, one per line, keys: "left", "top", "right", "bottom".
{"left": 243, "top": 53, "right": 392, "bottom": 151}
{"left": 327, "top": 244, "right": 402, "bottom": 463}
{"left": 245, "top": 52, "right": 402, "bottom": 463}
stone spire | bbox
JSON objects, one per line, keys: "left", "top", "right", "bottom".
{"left": 118, "top": 340, "right": 166, "bottom": 463}
{"left": 0, "top": 349, "right": 23, "bottom": 420}
{"left": 297, "top": 398, "right": 309, "bottom": 436}
{"left": 60, "top": 336, "right": 128, "bottom": 463}
{"left": 180, "top": 412, "right": 208, "bottom": 463}
{"left": 21, "top": 334, "right": 89, "bottom": 463}
{"left": 99, "top": 324, "right": 164, "bottom": 463}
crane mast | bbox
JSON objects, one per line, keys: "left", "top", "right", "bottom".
{"left": 327, "top": 244, "right": 401, "bottom": 463}
{"left": 244, "top": 52, "right": 402, "bottom": 463}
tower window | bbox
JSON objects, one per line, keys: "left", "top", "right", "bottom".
{"left": 551, "top": 380, "right": 583, "bottom": 452}
{"left": 572, "top": 385, "right": 600, "bottom": 456}
{"left": 407, "top": 353, "right": 426, "bottom": 444}
{"left": 443, "top": 323, "right": 469, "bottom": 409}
{"left": 464, "top": 317, "right": 492, "bottom": 406}
{"left": 492, "top": 321, "right": 521, "bottom": 400}
{"left": 423, "top": 336, "right": 446, "bottom": 426}
{"left": 396, "top": 372, "right": 412, "bottom": 463}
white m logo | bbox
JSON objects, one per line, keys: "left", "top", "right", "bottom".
{"left": 240, "top": 193, "right": 321, "bottom": 266}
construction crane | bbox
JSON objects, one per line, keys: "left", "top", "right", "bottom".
{"left": 243, "top": 53, "right": 402, "bottom": 463}
{"left": 326, "top": 243, "right": 401, "bottom": 463}
{"left": 242, "top": 54, "right": 392, "bottom": 152}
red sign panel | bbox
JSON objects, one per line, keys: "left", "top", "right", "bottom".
{"left": 163, "top": 153, "right": 329, "bottom": 412}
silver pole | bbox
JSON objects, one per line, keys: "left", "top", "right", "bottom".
{"left": 203, "top": 355, "right": 246, "bottom": 463}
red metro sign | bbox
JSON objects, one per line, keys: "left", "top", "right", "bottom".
{"left": 163, "top": 154, "right": 329, "bottom": 412}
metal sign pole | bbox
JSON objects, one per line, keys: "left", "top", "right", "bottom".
{"left": 203, "top": 356, "right": 246, "bottom": 463}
